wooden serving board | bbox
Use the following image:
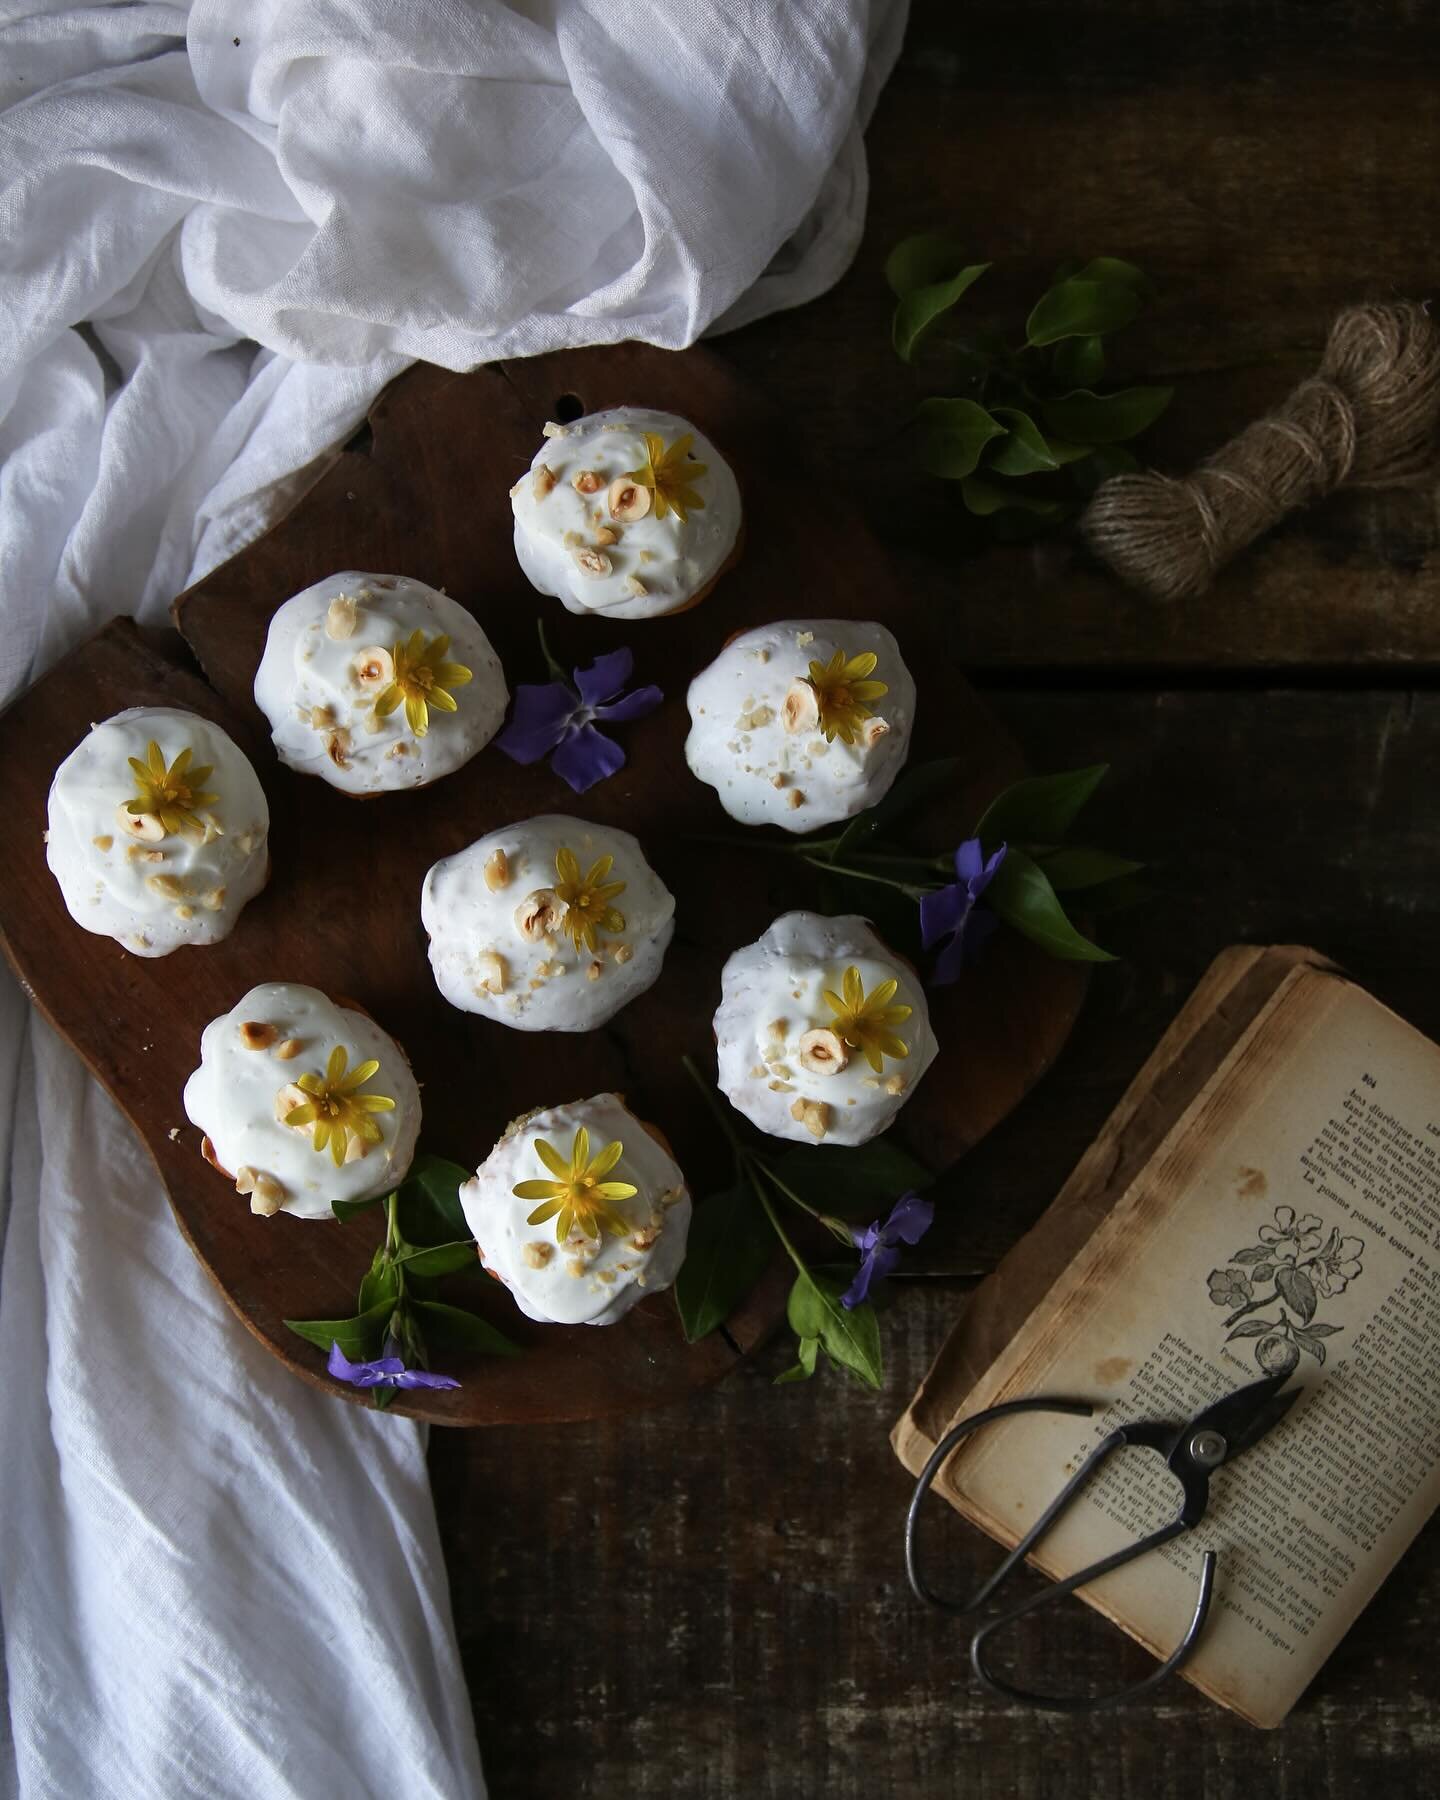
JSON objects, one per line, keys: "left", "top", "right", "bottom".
{"left": 0, "top": 342, "right": 1085, "bottom": 1425}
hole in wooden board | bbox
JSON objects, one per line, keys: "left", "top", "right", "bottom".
{"left": 553, "top": 392, "right": 585, "bottom": 424}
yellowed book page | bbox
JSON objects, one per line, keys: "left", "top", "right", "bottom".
{"left": 933, "top": 968, "right": 1440, "bottom": 1728}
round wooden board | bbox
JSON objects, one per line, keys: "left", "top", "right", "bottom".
{"left": 0, "top": 342, "right": 1085, "bottom": 1425}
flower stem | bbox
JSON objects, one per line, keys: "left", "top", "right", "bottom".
{"left": 535, "top": 616, "right": 569, "bottom": 685}
{"left": 1224, "top": 1289, "right": 1279, "bottom": 1329}
{"left": 385, "top": 1190, "right": 400, "bottom": 1259}
{"left": 755, "top": 1163, "right": 854, "bottom": 1248}
{"left": 748, "top": 1165, "right": 808, "bottom": 1273}
{"left": 799, "top": 854, "right": 932, "bottom": 901}
{"left": 681, "top": 1053, "right": 745, "bottom": 1156}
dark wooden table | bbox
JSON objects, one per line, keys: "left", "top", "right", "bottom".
{"left": 428, "top": 4, "right": 1440, "bottom": 1792}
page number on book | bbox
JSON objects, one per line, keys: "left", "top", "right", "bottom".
{"left": 1361, "top": 1072, "right": 1377, "bottom": 1089}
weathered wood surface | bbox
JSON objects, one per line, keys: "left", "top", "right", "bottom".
{"left": 429, "top": 0, "right": 1440, "bottom": 1788}
{"left": 434, "top": 687, "right": 1440, "bottom": 1796}
{"left": 720, "top": 0, "right": 1440, "bottom": 674}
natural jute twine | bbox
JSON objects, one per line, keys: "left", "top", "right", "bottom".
{"left": 1080, "top": 301, "right": 1440, "bottom": 602}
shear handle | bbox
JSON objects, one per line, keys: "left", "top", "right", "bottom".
{"left": 971, "top": 1537, "right": 1217, "bottom": 1714}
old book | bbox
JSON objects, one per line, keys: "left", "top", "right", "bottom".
{"left": 893, "top": 946, "right": 1440, "bottom": 1728}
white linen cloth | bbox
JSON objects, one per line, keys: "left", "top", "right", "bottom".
{"left": 0, "top": 3, "right": 907, "bottom": 1796}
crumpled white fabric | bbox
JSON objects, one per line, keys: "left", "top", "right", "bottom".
{"left": 0, "top": 2, "right": 907, "bottom": 1796}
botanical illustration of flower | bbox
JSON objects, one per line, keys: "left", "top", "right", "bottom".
{"left": 841, "top": 1192, "right": 935, "bottom": 1309}
{"left": 625, "top": 431, "right": 708, "bottom": 522}
{"left": 1205, "top": 1201, "right": 1362, "bottom": 1372}
{"left": 373, "top": 629, "right": 472, "bottom": 737}
{"left": 125, "top": 741, "right": 219, "bottom": 837}
{"left": 495, "top": 645, "right": 662, "bottom": 793}
{"left": 920, "top": 838, "right": 1008, "bottom": 985}
{"left": 821, "top": 965, "right": 912, "bottom": 1073}
{"left": 513, "top": 1126, "right": 638, "bottom": 1243}
{"left": 802, "top": 648, "right": 889, "bottom": 745}
{"left": 553, "top": 847, "right": 626, "bottom": 954}
{"left": 285, "top": 1045, "right": 397, "bottom": 1167}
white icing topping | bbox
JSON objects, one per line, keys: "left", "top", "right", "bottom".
{"left": 45, "top": 706, "right": 269, "bottom": 958}
{"left": 253, "top": 571, "right": 508, "bottom": 794}
{"left": 511, "top": 408, "right": 741, "bottom": 620}
{"left": 460, "top": 1093, "right": 692, "bottom": 1325}
{"left": 421, "top": 814, "right": 674, "bottom": 1031}
{"left": 685, "top": 620, "right": 916, "bottom": 832}
{"left": 714, "top": 911, "right": 938, "bottom": 1147}
{"left": 183, "top": 983, "right": 422, "bottom": 1220}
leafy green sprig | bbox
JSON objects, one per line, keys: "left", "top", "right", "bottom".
{"left": 285, "top": 1154, "right": 519, "bottom": 1407}
{"left": 887, "top": 238, "right": 1172, "bottom": 541}
{"left": 676, "top": 1057, "right": 931, "bottom": 1388}
{"left": 702, "top": 762, "right": 1147, "bottom": 969}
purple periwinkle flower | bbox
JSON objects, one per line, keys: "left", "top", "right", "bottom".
{"left": 327, "top": 1340, "right": 461, "bottom": 1391}
{"left": 841, "top": 1191, "right": 935, "bottom": 1309}
{"left": 495, "top": 645, "right": 663, "bottom": 793}
{"left": 920, "top": 838, "right": 1008, "bottom": 986}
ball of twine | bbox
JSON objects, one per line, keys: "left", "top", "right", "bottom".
{"left": 1080, "top": 301, "right": 1440, "bottom": 602}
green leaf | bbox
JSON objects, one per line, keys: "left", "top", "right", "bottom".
{"left": 284, "top": 1300, "right": 395, "bottom": 1361}
{"left": 332, "top": 1192, "right": 387, "bottom": 1223}
{"left": 988, "top": 847, "right": 1116, "bottom": 963}
{"left": 771, "top": 1139, "right": 932, "bottom": 1221}
{"left": 410, "top": 1300, "right": 520, "bottom": 1357}
{"left": 1052, "top": 334, "right": 1105, "bottom": 389}
{"left": 787, "top": 1272, "right": 883, "bottom": 1389}
{"left": 775, "top": 1336, "right": 820, "bottom": 1384}
{"left": 1026, "top": 278, "right": 1141, "bottom": 347}
{"left": 1040, "top": 386, "right": 1172, "bottom": 446}
{"left": 673, "top": 1183, "right": 773, "bottom": 1343}
{"left": 1229, "top": 1246, "right": 1272, "bottom": 1266}
{"left": 884, "top": 231, "right": 971, "bottom": 297}
{"left": 1226, "top": 1319, "right": 1276, "bottom": 1341}
{"left": 1291, "top": 1327, "right": 1328, "bottom": 1366}
{"left": 1276, "top": 1265, "right": 1318, "bottom": 1325}
{"left": 975, "top": 765, "right": 1109, "bottom": 845}
{"left": 1076, "top": 872, "right": 1155, "bottom": 916}
{"left": 358, "top": 1249, "right": 402, "bottom": 1316}
{"left": 394, "top": 1239, "right": 479, "bottom": 1279}
{"left": 960, "top": 475, "right": 1070, "bottom": 521}
{"left": 986, "top": 406, "right": 1059, "bottom": 476}
{"left": 1037, "top": 847, "right": 1144, "bottom": 891}
{"left": 893, "top": 263, "right": 991, "bottom": 362}
{"left": 1069, "top": 256, "right": 1152, "bottom": 294}
{"left": 1304, "top": 1322, "right": 1343, "bottom": 1336}
{"left": 915, "top": 397, "right": 1005, "bottom": 479}
{"left": 395, "top": 1154, "right": 471, "bottom": 1244}
{"left": 829, "top": 756, "right": 960, "bottom": 861}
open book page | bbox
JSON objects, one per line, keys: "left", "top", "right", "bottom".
{"left": 927, "top": 968, "right": 1440, "bottom": 1728}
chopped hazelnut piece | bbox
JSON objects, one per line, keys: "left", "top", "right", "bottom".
{"left": 782, "top": 680, "right": 819, "bottom": 735}
{"left": 884, "top": 1074, "right": 907, "bottom": 1096}
{"left": 749, "top": 1063, "right": 767, "bottom": 1079}
{"left": 771, "top": 772, "right": 787, "bottom": 789}
{"left": 274, "top": 1081, "right": 308, "bottom": 1123}
{"left": 542, "top": 421, "right": 566, "bottom": 439}
{"left": 235, "top": 1165, "right": 285, "bottom": 1215}
{"left": 200, "top": 1135, "right": 224, "bottom": 1171}
{"left": 523, "top": 1241, "right": 555, "bottom": 1268}
{"left": 176, "top": 904, "right": 194, "bottom": 921}
{"left": 240, "top": 1020, "right": 279, "bottom": 1050}
{"left": 326, "top": 728, "right": 352, "bottom": 769}
{"left": 475, "top": 951, "right": 507, "bottom": 996}
{"left": 624, "top": 574, "right": 647, "bottom": 598}
{"left": 533, "top": 463, "right": 560, "bottom": 500}
{"left": 483, "top": 847, "right": 511, "bottom": 891}
{"left": 593, "top": 525, "right": 619, "bottom": 547}
{"left": 787, "top": 788, "right": 806, "bottom": 810}
{"left": 116, "top": 806, "right": 164, "bottom": 843}
{"left": 768, "top": 1079, "right": 794, "bottom": 1092}
{"left": 514, "top": 889, "right": 565, "bottom": 942}
{"left": 566, "top": 1257, "right": 588, "bottom": 1279}
{"left": 631, "top": 1224, "right": 661, "bottom": 1250}
{"left": 797, "top": 1027, "right": 847, "bottom": 1076}
{"left": 613, "top": 943, "right": 633, "bottom": 965}
{"left": 572, "top": 469, "right": 605, "bottom": 495}
{"left": 275, "top": 1037, "right": 303, "bottom": 1060}
{"left": 573, "top": 547, "right": 612, "bottom": 578}
{"left": 860, "top": 716, "right": 891, "bottom": 748}
{"left": 586, "top": 959, "right": 603, "bottom": 981}
{"left": 325, "top": 594, "right": 358, "bottom": 639}
{"left": 789, "top": 1098, "right": 831, "bottom": 1140}
{"left": 736, "top": 705, "right": 773, "bottom": 730}
{"left": 351, "top": 645, "right": 394, "bottom": 690}
{"left": 201, "top": 886, "right": 226, "bottom": 912}
{"left": 146, "top": 873, "right": 187, "bottom": 900}
{"left": 607, "top": 477, "right": 652, "bottom": 521}
{"left": 795, "top": 631, "right": 815, "bottom": 648}
{"left": 91, "top": 834, "right": 113, "bottom": 851}
{"left": 343, "top": 1133, "right": 369, "bottom": 1164}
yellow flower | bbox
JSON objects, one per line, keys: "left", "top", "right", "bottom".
{"left": 804, "top": 649, "right": 889, "bottom": 745}
{"left": 822, "top": 965, "right": 912, "bottom": 1073}
{"left": 373, "top": 630, "right": 473, "bottom": 738}
{"left": 125, "top": 741, "right": 219, "bottom": 838}
{"left": 285, "top": 1044, "right": 397, "bottom": 1168}
{"left": 553, "top": 847, "right": 626, "bottom": 953}
{"left": 513, "top": 1126, "right": 638, "bottom": 1243}
{"left": 625, "top": 431, "right": 708, "bottom": 523}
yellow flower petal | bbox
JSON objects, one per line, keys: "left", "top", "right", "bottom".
{"left": 326, "top": 1044, "right": 348, "bottom": 1084}
{"left": 594, "top": 1181, "right": 638, "bottom": 1200}
{"left": 284, "top": 1102, "right": 317, "bottom": 1127}
{"left": 373, "top": 684, "right": 403, "bottom": 718}
{"left": 355, "top": 1094, "right": 396, "bottom": 1112}
{"left": 339, "top": 1057, "right": 380, "bottom": 1090}
{"left": 297, "top": 1073, "right": 323, "bottom": 1096}
{"left": 588, "top": 1139, "right": 624, "bottom": 1179}
{"left": 329, "top": 1131, "right": 347, "bottom": 1168}
{"left": 535, "top": 1139, "right": 570, "bottom": 1181}
{"left": 571, "top": 1126, "right": 591, "bottom": 1176}
{"left": 427, "top": 687, "right": 458, "bottom": 714}
{"left": 312, "top": 1118, "right": 332, "bottom": 1153}
{"left": 555, "top": 848, "right": 581, "bottom": 887}
{"left": 516, "top": 1181, "right": 565, "bottom": 1202}
{"left": 435, "top": 663, "right": 472, "bottom": 688}
{"left": 525, "top": 1197, "right": 563, "bottom": 1225}
{"left": 405, "top": 693, "right": 429, "bottom": 737}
